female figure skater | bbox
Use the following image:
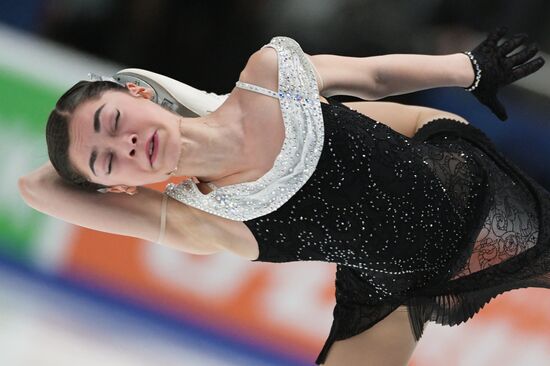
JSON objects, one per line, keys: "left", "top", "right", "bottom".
{"left": 19, "top": 28, "right": 547, "bottom": 365}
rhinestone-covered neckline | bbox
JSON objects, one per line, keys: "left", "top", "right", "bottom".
{"left": 164, "top": 36, "right": 324, "bottom": 221}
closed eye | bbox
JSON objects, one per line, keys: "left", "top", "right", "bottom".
{"left": 108, "top": 153, "right": 113, "bottom": 174}
{"left": 114, "top": 109, "right": 120, "bottom": 131}
{"left": 108, "top": 109, "right": 119, "bottom": 175}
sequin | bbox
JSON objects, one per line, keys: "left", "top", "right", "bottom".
{"left": 165, "top": 36, "right": 323, "bottom": 221}
{"left": 164, "top": 36, "right": 550, "bottom": 366}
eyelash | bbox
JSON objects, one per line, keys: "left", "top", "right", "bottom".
{"left": 108, "top": 110, "right": 120, "bottom": 174}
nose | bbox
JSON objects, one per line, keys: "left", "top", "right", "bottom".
{"left": 127, "top": 133, "right": 138, "bottom": 157}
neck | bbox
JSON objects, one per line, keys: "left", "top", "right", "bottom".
{"left": 174, "top": 109, "right": 247, "bottom": 183}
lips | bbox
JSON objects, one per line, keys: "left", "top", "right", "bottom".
{"left": 146, "top": 131, "right": 158, "bottom": 167}
{"left": 151, "top": 131, "right": 159, "bottom": 165}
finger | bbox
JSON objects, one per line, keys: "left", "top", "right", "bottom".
{"left": 507, "top": 43, "right": 538, "bottom": 67}
{"left": 498, "top": 33, "right": 528, "bottom": 56}
{"left": 511, "top": 56, "right": 545, "bottom": 82}
{"left": 487, "top": 26, "right": 509, "bottom": 46}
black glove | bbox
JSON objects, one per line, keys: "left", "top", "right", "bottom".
{"left": 465, "top": 27, "right": 545, "bottom": 121}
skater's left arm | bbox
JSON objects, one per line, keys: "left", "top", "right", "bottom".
{"left": 244, "top": 47, "right": 473, "bottom": 100}
{"left": 308, "top": 52, "right": 475, "bottom": 100}
{"left": 244, "top": 29, "right": 543, "bottom": 121}
{"left": 308, "top": 29, "right": 544, "bottom": 122}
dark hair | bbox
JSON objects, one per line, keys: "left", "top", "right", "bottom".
{"left": 45, "top": 80, "right": 128, "bottom": 192}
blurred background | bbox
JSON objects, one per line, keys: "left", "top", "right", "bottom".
{"left": 2, "top": 0, "right": 550, "bottom": 365}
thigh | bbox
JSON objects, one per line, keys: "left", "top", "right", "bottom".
{"left": 321, "top": 305, "right": 417, "bottom": 366}
{"left": 342, "top": 101, "right": 422, "bottom": 138}
{"left": 342, "top": 100, "right": 468, "bottom": 139}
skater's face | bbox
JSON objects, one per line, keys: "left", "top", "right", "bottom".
{"left": 67, "top": 84, "right": 182, "bottom": 187}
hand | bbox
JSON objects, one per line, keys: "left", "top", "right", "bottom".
{"left": 466, "top": 27, "right": 545, "bottom": 121}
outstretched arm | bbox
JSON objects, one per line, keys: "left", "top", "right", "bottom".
{"left": 17, "top": 161, "right": 223, "bottom": 255}
{"left": 310, "top": 52, "right": 474, "bottom": 99}
{"left": 308, "top": 28, "right": 544, "bottom": 120}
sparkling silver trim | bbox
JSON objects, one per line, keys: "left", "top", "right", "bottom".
{"left": 464, "top": 51, "right": 482, "bottom": 92}
{"left": 164, "top": 36, "right": 324, "bottom": 221}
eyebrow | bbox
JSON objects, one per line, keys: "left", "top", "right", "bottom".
{"left": 88, "top": 103, "right": 106, "bottom": 176}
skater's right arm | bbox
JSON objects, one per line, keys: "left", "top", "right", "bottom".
{"left": 17, "top": 161, "right": 225, "bottom": 255}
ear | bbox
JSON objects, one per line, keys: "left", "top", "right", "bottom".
{"left": 125, "top": 82, "right": 154, "bottom": 100}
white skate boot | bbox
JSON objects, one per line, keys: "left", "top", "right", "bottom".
{"left": 113, "top": 68, "right": 229, "bottom": 117}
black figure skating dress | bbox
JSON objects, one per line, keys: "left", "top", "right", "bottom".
{"left": 165, "top": 37, "right": 550, "bottom": 364}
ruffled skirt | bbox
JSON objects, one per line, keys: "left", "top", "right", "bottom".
{"left": 316, "top": 114, "right": 550, "bottom": 364}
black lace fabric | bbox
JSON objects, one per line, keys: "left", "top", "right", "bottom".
{"left": 317, "top": 116, "right": 550, "bottom": 364}
{"left": 400, "top": 118, "right": 550, "bottom": 340}
{"left": 242, "top": 99, "right": 550, "bottom": 365}
{"left": 447, "top": 146, "right": 538, "bottom": 280}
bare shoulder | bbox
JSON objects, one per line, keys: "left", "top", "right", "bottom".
{"left": 239, "top": 47, "right": 279, "bottom": 91}
{"left": 243, "top": 47, "right": 278, "bottom": 75}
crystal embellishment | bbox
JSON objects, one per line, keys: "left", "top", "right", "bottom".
{"left": 463, "top": 51, "right": 482, "bottom": 92}
{"left": 164, "top": 36, "right": 324, "bottom": 221}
